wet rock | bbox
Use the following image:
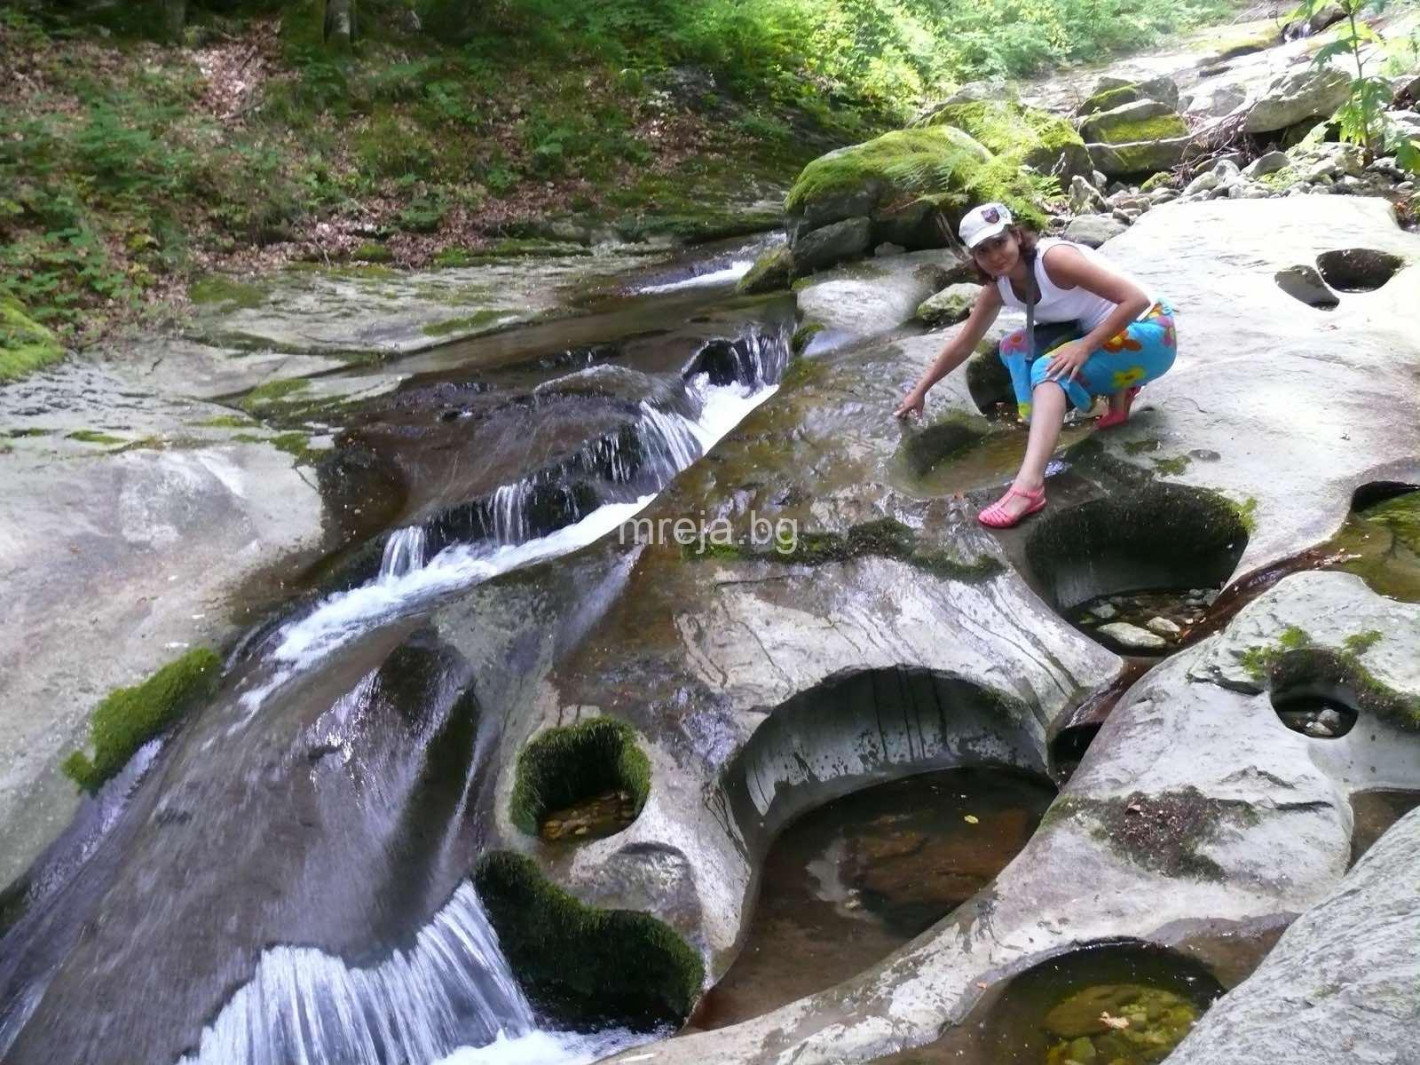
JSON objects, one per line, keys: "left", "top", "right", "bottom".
{"left": 916, "top": 283, "right": 982, "bottom": 327}
{"left": 1064, "top": 214, "right": 1129, "bottom": 247}
{"left": 1097, "top": 622, "right": 1168, "bottom": 651}
{"left": 1273, "top": 264, "right": 1339, "bottom": 309}
{"left": 1091, "top": 602, "right": 1119, "bottom": 621}
{"left": 1146, "top": 616, "right": 1182, "bottom": 637}
{"left": 1241, "top": 66, "right": 1351, "bottom": 133}
{"left": 737, "top": 244, "right": 793, "bottom": 294}
{"left": 796, "top": 249, "right": 968, "bottom": 343}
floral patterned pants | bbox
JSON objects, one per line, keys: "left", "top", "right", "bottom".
{"left": 998, "top": 300, "right": 1176, "bottom": 423}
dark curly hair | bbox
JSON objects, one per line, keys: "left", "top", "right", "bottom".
{"left": 971, "top": 223, "right": 1039, "bottom": 286}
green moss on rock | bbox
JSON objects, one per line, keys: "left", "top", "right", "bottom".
{"left": 240, "top": 378, "right": 311, "bottom": 417}
{"left": 737, "top": 244, "right": 794, "bottom": 294}
{"left": 922, "top": 99, "right": 1088, "bottom": 181}
{"left": 61, "top": 648, "right": 221, "bottom": 792}
{"left": 0, "top": 296, "right": 65, "bottom": 383}
{"left": 1078, "top": 84, "right": 1145, "bottom": 116}
{"left": 1361, "top": 492, "right": 1420, "bottom": 554}
{"left": 509, "top": 718, "right": 651, "bottom": 837}
{"left": 473, "top": 851, "right": 704, "bottom": 1028}
{"left": 66, "top": 429, "right": 127, "bottom": 446}
{"left": 1239, "top": 640, "right": 1420, "bottom": 732}
{"left": 422, "top": 309, "right": 512, "bottom": 337}
{"left": 189, "top": 275, "right": 269, "bottom": 310}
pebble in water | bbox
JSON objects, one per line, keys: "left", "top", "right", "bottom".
{"left": 540, "top": 790, "right": 638, "bottom": 843}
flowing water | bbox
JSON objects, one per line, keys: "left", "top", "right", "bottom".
{"left": 0, "top": 242, "right": 793, "bottom": 1065}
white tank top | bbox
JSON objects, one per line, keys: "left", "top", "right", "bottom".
{"left": 995, "top": 237, "right": 1155, "bottom": 333}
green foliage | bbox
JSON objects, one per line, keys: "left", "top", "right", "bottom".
{"left": 472, "top": 850, "right": 704, "bottom": 1027}
{"left": 509, "top": 718, "right": 652, "bottom": 837}
{"left": 1293, "top": 0, "right": 1418, "bottom": 171}
{"left": 61, "top": 648, "right": 222, "bottom": 792}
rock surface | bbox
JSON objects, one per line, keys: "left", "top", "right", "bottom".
{"left": 1167, "top": 804, "right": 1420, "bottom": 1065}
{"left": 916, "top": 283, "right": 982, "bottom": 327}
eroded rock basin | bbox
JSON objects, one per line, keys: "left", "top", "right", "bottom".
{"left": 696, "top": 768, "right": 1056, "bottom": 1030}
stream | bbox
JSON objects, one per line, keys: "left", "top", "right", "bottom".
{"left": 0, "top": 242, "right": 788, "bottom": 1065}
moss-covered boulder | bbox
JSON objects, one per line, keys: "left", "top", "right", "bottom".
{"left": 473, "top": 851, "right": 704, "bottom": 1028}
{"left": 0, "top": 296, "right": 65, "bottom": 383}
{"left": 1088, "top": 137, "right": 1193, "bottom": 178}
{"left": 1077, "top": 75, "right": 1181, "bottom": 116}
{"left": 920, "top": 99, "right": 1092, "bottom": 185}
{"left": 509, "top": 717, "right": 651, "bottom": 837}
{"left": 784, "top": 126, "right": 1048, "bottom": 255}
{"left": 61, "top": 648, "right": 222, "bottom": 792}
{"left": 1079, "top": 100, "right": 1189, "bottom": 146}
{"left": 916, "top": 282, "right": 981, "bottom": 327}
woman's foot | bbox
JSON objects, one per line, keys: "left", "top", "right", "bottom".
{"left": 1095, "top": 386, "right": 1140, "bottom": 430}
{"left": 978, "top": 481, "right": 1047, "bottom": 528}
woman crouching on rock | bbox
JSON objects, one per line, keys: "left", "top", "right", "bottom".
{"left": 894, "top": 202, "right": 1176, "bottom": 528}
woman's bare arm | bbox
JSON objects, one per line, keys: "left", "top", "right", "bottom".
{"left": 894, "top": 284, "right": 1003, "bottom": 417}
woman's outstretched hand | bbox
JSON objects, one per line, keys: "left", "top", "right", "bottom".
{"left": 894, "top": 387, "right": 925, "bottom": 419}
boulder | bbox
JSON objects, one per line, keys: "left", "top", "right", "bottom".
{"left": 919, "top": 98, "right": 1092, "bottom": 184}
{"left": 1063, "top": 213, "right": 1129, "bottom": 247}
{"left": 916, "top": 282, "right": 982, "bottom": 327}
{"left": 1242, "top": 66, "right": 1352, "bottom": 134}
{"left": 1097, "top": 621, "right": 1168, "bottom": 650}
{"left": 1068, "top": 174, "right": 1109, "bottom": 214}
{"left": 1077, "top": 75, "right": 1182, "bottom": 116}
{"left": 1089, "top": 136, "right": 1194, "bottom": 177}
{"left": 1243, "top": 150, "right": 1290, "bottom": 178}
{"left": 792, "top": 216, "right": 872, "bottom": 273}
{"left": 784, "top": 125, "right": 1048, "bottom": 250}
{"left": 1184, "top": 81, "right": 1249, "bottom": 119}
{"left": 1079, "top": 100, "right": 1189, "bottom": 145}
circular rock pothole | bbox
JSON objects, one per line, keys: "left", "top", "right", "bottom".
{"left": 1268, "top": 649, "right": 1364, "bottom": 739}
{"left": 1315, "top": 248, "right": 1405, "bottom": 292}
{"left": 1024, "top": 485, "right": 1248, "bottom": 653}
{"left": 510, "top": 717, "right": 651, "bottom": 842}
{"left": 874, "top": 942, "right": 1225, "bottom": 1065}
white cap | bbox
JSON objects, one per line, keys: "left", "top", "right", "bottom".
{"left": 959, "top": 202, "right": 1013, "bottom": 248}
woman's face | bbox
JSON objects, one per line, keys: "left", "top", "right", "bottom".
{"left": 972, "top": 231, "right": 1018, "bottom": 277}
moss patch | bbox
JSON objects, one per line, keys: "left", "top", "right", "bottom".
{"left": 473, "top": 851, "right": 703, "bottom": 1028}
{"left": 1360, "top": 492, "right": 1420, "bottom": 554}
{"left": 350, "top": 242, "right": 395, "bottom": 264}
{"left": 785, "top": 125, "right": 1048, "bottom": 230}
{"left": 1151, "top": 454, "right": 1191, "bottom": 476}
{"left": 193, "top": 414, "right": 255, "bottom": 429}
{"left": 790, "top": 321, "right": 824, "bottom": 355}
{"left": 421, "top": 309, "right": 513, "bottom": 337}
{"left": 691, "top": 515, "right": 1003, "bottom": 582}
{"left": 0, "top": 296, "right": 65, "bottom": 383}
{"left": 737, "top": 244, "right": 795, "bottom": 294}
{"left": 509, "top": 717, "right": 651, "bottom": 837}
{"left": 1045, "top": 787, "right": 1254, "bottom": 880}
{"left": 239, "top": 378, "right": 311, "bottom": 417}
{"left": 1085, "top": 108, "right": 1188, "bottom": 146}
{"left": 189, "top": 275, "right": 269, "bottom": 310}
{"left": 1237, "top": 634, "right": 1420, "bottom": 732}
{"left": 61, "top": 648, "right": 221, "bottom": 792}
{"left": 66, "top": 429, "right": 127, "bottom": 446}
{"left": 1079, "top": 83, "right": 1145, "bottom": 116}
{"left": 922, "top": 99, "right": 1086, "bottom": 178}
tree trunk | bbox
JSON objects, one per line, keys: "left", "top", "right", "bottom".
{"left": 162, "top": 0, "right": 186, "bottom": 41}
{"left": 324, "top": 0, "right": 356, "bottom": 50}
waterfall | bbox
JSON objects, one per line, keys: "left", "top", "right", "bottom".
{"left": 179, "top": 885, "right": 535, "bottom": 1065}
{"left": 380, "top": 527, "right": 428, "bottom": 580}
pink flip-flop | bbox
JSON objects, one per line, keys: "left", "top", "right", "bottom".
{"left": 1094, "top": 386, "right": 1140, "bottom": 430}
{"left": 978, "top": 483, "right": 1047, "bottom": 528}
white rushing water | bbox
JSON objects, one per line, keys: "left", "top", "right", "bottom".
{"left": 177, "top": 884, "right": 627, "bottom": 1065}
{"left": 635, "top": 259, "right": 755, "bottom": 294}
{"left": 243, "top": 374, "right": 777, "bottom": 714}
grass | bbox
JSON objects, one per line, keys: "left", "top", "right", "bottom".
{"left": 61, "top": 647, "right": 221, "bottom": 792}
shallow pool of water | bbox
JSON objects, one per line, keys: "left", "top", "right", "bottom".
{"left": 695, "top": 767, "right": 1056, "bottom": 1030}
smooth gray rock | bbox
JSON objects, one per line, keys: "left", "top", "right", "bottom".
{"left": 1064, "top": 213, "right": 1129, "bottom": 247}
{"left": 792, "top": 216, "right": 873, "bottom": 272}
{"left": 1069, "top": 173, "right": 1109, "bottom": 214}
{"left": 796, "top": 249, "right": 968, "bottom": 344}
{"left": 1244, "top": 150, "right": 1290, "bottom": 177}
{"left": 1168, "top": 804, "right": 1420, "bottom": 1065}
{"left": 1146, "top": 616, "right": 1182, "bottom": 636}
{"left": 1098, "top": 621, "right": 1169, "bottom": 650}
{"left": 1242, "top": 66, "right": 1351, "bottom": 133}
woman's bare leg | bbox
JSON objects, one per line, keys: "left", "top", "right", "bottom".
{"left": 995, "top": 381, "right": 1067, "bottom": 520}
